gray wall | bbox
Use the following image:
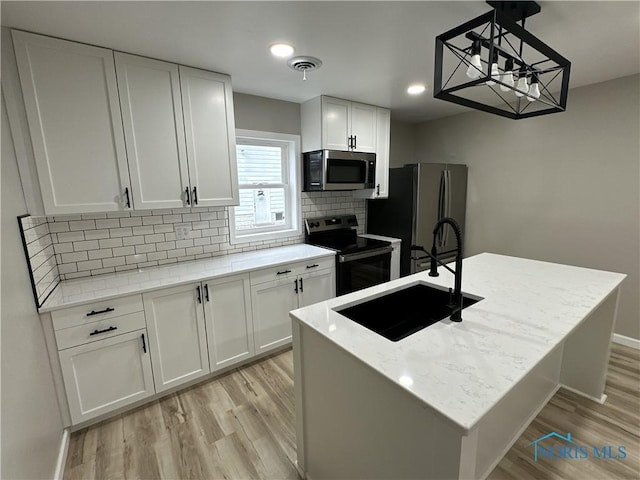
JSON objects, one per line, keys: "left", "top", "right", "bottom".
{"left": 413, "top": 74, "right": 640, "bottom": 340}
{"left": 1, "top": 95, "right": 64, "bottom": 478}
{"left": 233, "top": 92, "right": 301, "bottom": 135}
{"left": 389, "top": 119, "right": 417, "bottom": 167}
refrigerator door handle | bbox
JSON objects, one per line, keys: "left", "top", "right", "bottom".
{"left": 438, "top": 170, "right": 446, "bottom": 248}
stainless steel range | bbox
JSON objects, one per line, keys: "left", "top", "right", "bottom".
{"left": 305, "top": 215, "right": 392, "bottom": 295}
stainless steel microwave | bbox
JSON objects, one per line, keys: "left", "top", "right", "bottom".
{"left": 303, "top": 150, "right": 376, "bottom": 191}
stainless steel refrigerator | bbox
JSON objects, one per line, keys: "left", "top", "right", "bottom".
{"left": 367, "top": 163, "right": 468, "bottom": 276}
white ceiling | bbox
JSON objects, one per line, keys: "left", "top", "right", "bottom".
{"left": 2, "top": 1, "right": 639, "bottom": 122}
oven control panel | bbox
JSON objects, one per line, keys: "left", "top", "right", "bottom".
{"left": 305, "top": 215, "right": 359, "bottom": 233}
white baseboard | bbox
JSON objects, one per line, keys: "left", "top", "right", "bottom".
{"left": 560, "top": 384, "right": 608, "bottom": 404}
{"left": 53, "top": 428, "right": 70, "bottom": 480}
{"left": 612, "top": 333, "right": 640, "bottom": 350}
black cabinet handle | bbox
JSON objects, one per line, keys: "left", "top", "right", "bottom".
{"left": 294, "top": 278, "right": 298, "bottom": 294}
{"left": 204, "top": 283, "right": 209, "bottom": 302}
{"left": 86, "top": 307, "right": 115, "bottom": 317}
{"left": 124, "top": 188, "right": 131, "bottom": 208}
{"left": 89, "top": 326, "right": 117, "bottom": 336}
{"left": 196, "top": 285, "right": 202, "bottom": 304}
{"left": 193, "top": 186, "right": 198, "bottom": 205}
{"left": 141, "top": 333, "right": 146, "bottom": 353}
{"left": 306, "top": 264, "right": 319, "bottom": 269}
{"left": 277, "top": 269, "right": 292, "bottom": 275}
{"left": 299, "top": 277, "right": 304, "bottom": 292}
{"left": 185, "top": 186, "right": 191, "bottom": 205}
{"left": 376, "top": 184, "right": 380, "bottom": 196}
{"left": 353, "top": 135, "right": 357, "bottom": 150}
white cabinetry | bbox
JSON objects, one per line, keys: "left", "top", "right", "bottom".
{"left": 52, "top": 295, "right": 154, "bottom": 424}
{"left": 250, "top": 258, "right": 335, "bottom": 353}
{"left": 203, "top": 274, "right": 255, "bottom": 371}
{"left": 114, "top": 53, "right": 190, "bottom": 210}
{"left": 180, "top": 66, "right": 239, "bottom": 207}
{"left": 302, "top": 96, "right": 377, "bottom": 153}
{"left": 143, "top": 284, "right": 210, "bottom": 393}
{"left": 353, "top": 107, "right": 391, "bottom": 199}
{"left": 12, "top": 30, "right": 131, "bottom": 214}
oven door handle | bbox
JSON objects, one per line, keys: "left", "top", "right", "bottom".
{"left": 338, "top": 246, "right": 392, "bottom": 263}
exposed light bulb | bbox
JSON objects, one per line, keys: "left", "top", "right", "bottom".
{"left": 486, "top": 62, "right": 500, "bottom": 86}
{"left": 465, "top": 41, "right": 483, "bottom": 79}
{"left": 500, "top": 58, "right": 515, "bottom": 92}
{"left": 527, "top": 74, "right": 541, "bottom": 101}
{"left": 515, "top": 68, "right": 529, "bottom": 97}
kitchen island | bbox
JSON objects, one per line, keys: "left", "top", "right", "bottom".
{"left": 290, "top": 253, "right": 626, "bottom": 480}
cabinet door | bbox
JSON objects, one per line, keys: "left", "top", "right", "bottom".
{"left": 298, "top": 269, "right": 336, "bottom": 308}
{"left": 179, "top": 66, "right": 239, "bottom": 207}
{"left": 59, "top": 329, "right": 154, "bottom": 425}
{"left": 350, "top": 102, "right": 377, "bottom": 153}
{"left": 203, "top": 274, "right": 255, "bottom": 372}
{"left": 114, "top": 53, "right": 189, "bottom": 209}
{"left": 321, "top": 97, "right": 350, "bottom": 151}
{"left": 12, "top": 30, "right": 131, "bottom": 214}
{"left": 251, "top": 277, "right": 299, "bottom": 353}
{"left": 143, "top": 284, "right": 210, "bottom": 393}
{"left": 374, "top": 107, "right": 391, "bottom": 197}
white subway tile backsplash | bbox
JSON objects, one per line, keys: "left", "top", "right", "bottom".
{"left": 109, "top": 227, "right": 133, "bottom": 238}
{"left": 69, "top": 220, "right": 96, "bottom": 231}
{"left": 61, "top": 251, "right": 89, "bottom": 263}
{"left": 77, "top": 259, "right": 103, "bottom": 271}
{"left": 57, "top": 231, "right": 85, "bottom": 243}
{"left": 31, "top": 192, "right": 365, "bottom": 283}
{"left": 96, "top": 219, "right": 121, "bottom": 229}
{"left": 113, "top": 246, "right": 135, "bottom": 257}
{"left": 73, "top": 240, "right": 99, "bottom": 251}
{"left": 99, "top": 238, "right": 123, "bottom": 249}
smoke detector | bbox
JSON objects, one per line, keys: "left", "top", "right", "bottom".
{"left": 287, "top": 56, "right": 323, "bottom": 81}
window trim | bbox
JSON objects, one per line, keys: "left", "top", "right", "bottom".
{"left": 229, "top": 129, "right": 301, "bottom": 245}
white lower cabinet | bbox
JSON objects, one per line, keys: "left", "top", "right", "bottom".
{"left": 203, "top": 274, "right": 255, "bottom": 371}
{"left": 59, "top": 329, "right": 155, "bottom": 425}
{"left": 143, "top": 284, "right": 210, "bottom": 393}
{"left": 251, "top": 261, "right": 336, "bottom": 354}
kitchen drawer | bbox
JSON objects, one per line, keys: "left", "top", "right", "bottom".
{"left": 55, "top": 311, "right": 147, "bottom": 350}
{"left": 292, "top": 256, "right": 335, "bottom": 277}
{"left": 51, "top": 294, "right": 143, "bottom": 330}
{"left": 249, "top": 257, "right": 334, "bottom": 285}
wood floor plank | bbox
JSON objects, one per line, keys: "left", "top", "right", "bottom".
{"left": 65, "top": 344, "right": 639, "bottom": 480}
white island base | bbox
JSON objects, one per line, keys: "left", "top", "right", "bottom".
{"left": 291, "top": 254, "right": 624, "bottom": 480}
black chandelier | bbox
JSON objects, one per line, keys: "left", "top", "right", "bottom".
{"left": 434, "top": 1, "right": 571, "bottom": 120}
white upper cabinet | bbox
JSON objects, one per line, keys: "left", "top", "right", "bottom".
{"left": 179, "top": 66, "right": 239, "bottom": 207}
{"left": 349, "top": 102, "right": 377, "bottom": 153}
{"left": 302, "top": 96, "right": 377, "bottom": 153}
{"left": 12, "top": 30, "right": 131, "bottom": 214}
{"left": 321, "top": 97, "right": 351, "bottom": 151}
{"left": 114, "top": 53, "right": 189, "bottom": 210}
{"left": 354, "top": 107, "right": 391, "bottom": 199}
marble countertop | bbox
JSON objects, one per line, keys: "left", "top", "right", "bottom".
{"left": 290, "top": 252, "right": 626, "bottom": 433}
{"left": 40, "top": 244, "right": 335, "bottom": 312}
{"left": 360, "top": 233, "right": 401, "bottom": 245}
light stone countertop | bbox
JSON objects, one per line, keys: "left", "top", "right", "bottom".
{"left": 290, "top": 252, "right": 626, "bottom": 433}
{"left": 360, "top": 233, "right": 402, "bottom": 245}
{"left": 40, "top": 244, "right": 335, "bottom": 312}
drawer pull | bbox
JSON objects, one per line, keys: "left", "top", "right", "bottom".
{"left": 306, "top": 264, "right": 319, "bottom": 269}
{"left": 277, "top": 269, "right": 292, "bottom": 275}
{"left": 86, "top": 307, "right": 115, "bottom": 317}
{"left": 89, "top": 326, "right": 118, "bottom": 336}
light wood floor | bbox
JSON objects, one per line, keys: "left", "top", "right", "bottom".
{"left": 65, "top": 343, "right": 639, "bottom": 479}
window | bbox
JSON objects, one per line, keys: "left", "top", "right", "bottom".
{"left": 229, "top": 130, "right": 301, "bottom": 244}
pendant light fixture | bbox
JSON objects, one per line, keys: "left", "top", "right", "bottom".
{"left": 433, "top": 1, "right": 571, "bottom": 119}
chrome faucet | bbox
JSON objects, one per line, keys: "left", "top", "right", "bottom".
{"left": 429, "top": 217, "right": 464, "bottom": 322}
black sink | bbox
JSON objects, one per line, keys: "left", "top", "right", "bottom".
{"left": 336, "top": 284, "right": 482, "bottom": 342}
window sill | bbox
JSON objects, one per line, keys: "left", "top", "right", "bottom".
{"left": 230, "top": 226, "right": 302, "bottom": 246}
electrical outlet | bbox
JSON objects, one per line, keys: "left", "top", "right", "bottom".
{"left": 175, "top": 223, "right": 191, "bottom": 240}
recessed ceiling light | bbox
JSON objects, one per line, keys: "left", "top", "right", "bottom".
{"left": 407, "top": 84, "right": 426, "bottom": 95}
{"left": 270, "top": 43, "right": 295, "bottom": 58}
